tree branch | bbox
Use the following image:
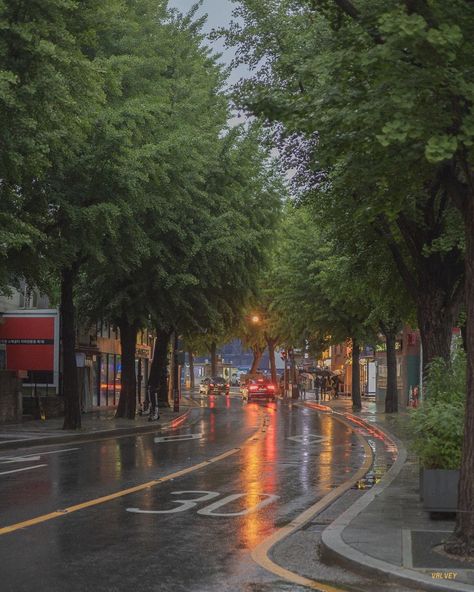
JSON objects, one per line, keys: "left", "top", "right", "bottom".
{"left": 331, "top": 0, "right": 385, "bottom": 44}
{"left": 440, "top": 164, "right": 469, "bottom": 215}
{"left": 333, "top": 0, "right": 359, "bottom": 20}
{"left": 404, "top": 0, "right": 438, "bottom": 27}
{"left": 375, "top": 214, "right": 419, "bottom": 299}
{"left": 396, "top": 212, "right": 426, "bottom": 269}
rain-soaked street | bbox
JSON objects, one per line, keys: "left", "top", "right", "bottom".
{"left": 0, "top": 394, "right": 371, "bottom": 592}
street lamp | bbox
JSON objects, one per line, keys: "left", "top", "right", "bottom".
{"left": 250, "top": 314, "right": 261, "bottom": 324}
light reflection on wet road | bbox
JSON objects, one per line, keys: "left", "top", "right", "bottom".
{"left": 0, "top": 395, "right": 369, "bottom": 592}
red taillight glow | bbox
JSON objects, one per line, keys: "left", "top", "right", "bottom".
{"left": 267, "top": 384, "right": 275, "bottom": 391}
{"left": 249, "top": 385, "right": 258, "bottom": 392}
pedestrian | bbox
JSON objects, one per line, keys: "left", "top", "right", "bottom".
{"left": 298, "top": 375, "right": 307, "bottom": 399}
{"left": 412, "top": 385, "right": 419, "bottom": 408}
{"left": 331, "top": 374, "right": 339, "bottom": 399}
{"left": 323, "top": 374, "right": 331, "bottom": 400}
{"left": 279, "top": 373, "right": 285, "bottom": 395}
{"left": 316, "top": 375, "right": 323, "bottom": 402}
{"left": 148, "top": 386, "right": 160, "bottom": 421}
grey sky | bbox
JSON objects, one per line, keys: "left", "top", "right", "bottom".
{"left": 168, "top": 0, "right": 248, "bottom": 85}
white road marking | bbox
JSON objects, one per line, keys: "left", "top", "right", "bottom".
{"left": 197, "top": 493, "right": 279, "bottom": 517}
{"left": 0, "top": 448, "right": 79, "bottom": 465}
{"left": 127, "top": 491, "right": 279, "bottom": 517}
{"left": 287, "top": 434, "right": 329, "bottom": 444}
{"left": 154, "top": 433, "right": 203, "bottom": 443}
{"left": 127, "top": 491, "right": 220, "bottom": 514}
{"left": 0, "top": 456, "right": 41, "bottom": 464}
{"left": 0, "top": 464, "right": 47, "bottom": 476}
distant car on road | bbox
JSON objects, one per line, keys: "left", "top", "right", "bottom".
{"left": 241, "top": 376, "right": 276, "bottom": 402}
{"left": 199, "top": 376, "right": 230, "bottom": 395}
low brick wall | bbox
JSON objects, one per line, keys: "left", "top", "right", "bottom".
{"left": 0, "top": 370, "right": 22, "bottom": 423}
{"left": 23, "top": 394, "right": 64, "bottom": 419}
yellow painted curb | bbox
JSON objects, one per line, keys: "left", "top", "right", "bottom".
{"left": 251, "top": 407, "right": 374, "bottom": 592}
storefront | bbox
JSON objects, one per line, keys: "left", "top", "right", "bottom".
{"left": 375, "top": 328, "right": 420, "bottom": 407}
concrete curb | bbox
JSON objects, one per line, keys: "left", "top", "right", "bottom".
{"left": 319, "top": 411, "right": 472, "bottom": 592}
{"left": 0, "top": 409, "right": 191, "bottom": 451}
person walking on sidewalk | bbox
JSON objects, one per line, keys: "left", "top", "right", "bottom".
{"left": 148, "top": 387, "right": 160, "bottom": 421}
{"left": 298, "top": 375, "right": 307, "bottom": 399}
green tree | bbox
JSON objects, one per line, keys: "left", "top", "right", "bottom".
{"left": 0, "top": 0, "right": 116, "bottom": 291}
{"left": 225, "top": 0, "right": 474, "bottom": 554}
{"left": 78, "top": 1, "right": 230, "bottom": 417}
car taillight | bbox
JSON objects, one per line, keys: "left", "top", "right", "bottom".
{"left": 249, "top": 385, "right": 258, "bottom": 392}
{"left": 267, "top": 384, "right": 275, "bottom": 391}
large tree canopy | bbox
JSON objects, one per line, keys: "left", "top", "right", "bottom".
{"left": 223, "top": 0, "right": 474, "bottom": 555}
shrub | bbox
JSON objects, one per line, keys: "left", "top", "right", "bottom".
{"left": 411, "top": 346, "right": 465, "bottom": 470}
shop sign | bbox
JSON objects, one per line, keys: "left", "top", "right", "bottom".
{"left": 375, "top": 340, "right": 402, "bottom": 352}
{"left": 0, "top": 311, "right": 59, "bottom": 387}
{"left": 136, "top": 345, "right": 151, "bottom": 359}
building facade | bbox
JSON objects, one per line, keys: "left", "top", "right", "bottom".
{"left": 0, "top": 287, "right": 153, "bottom": 414}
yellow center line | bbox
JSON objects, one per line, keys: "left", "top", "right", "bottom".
{"left": 0, "top": 448, "right": 239, "bottom": 536}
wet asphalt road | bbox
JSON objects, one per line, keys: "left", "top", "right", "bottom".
{"left": 0, "top": 394, "right": 366, "bottom": 592}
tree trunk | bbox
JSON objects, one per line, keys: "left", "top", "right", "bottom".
{"left": 210, "top": 341, "right": 217, "bottom": 376}
{"left": 265, "top": 333, "right": 278, "bottom": 384}
{"left": 61, "top": 266, "right": 81, "bottom": 430}
{"left": 188, "top": 349, "right": 195, "bottom": 389}
{"left": 445, "top": 202, "right": 474, "bottom": 556}
{"left": 384, "top": 329, "right": 398, "bottom": 413}
{"left": 417, "top": 290, "right": 459, "bottom": 372}
{"left": 250, "top": 344, "right": 265, "bottom": 374}
{"left": 351, "top": 339, "right": 361, "bottom": 411}
{"left": 149, "top": 327, "right": 171, "bottom": 408}
{"left": 116, "top": 316, "right": 137, "bottom": 419}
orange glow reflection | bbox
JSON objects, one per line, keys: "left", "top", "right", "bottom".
{"left": 316, "top": 414, "right": 334, "bottom": 490}
{"left": 241, "top": 410, "right": 277, "bottom": 548}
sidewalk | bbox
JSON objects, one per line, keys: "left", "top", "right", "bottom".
{"left": 0, "top": 397, "right": 197, "bottom": 451}
{"left": 313, "top": 398, "right": 474, "bottom": 591}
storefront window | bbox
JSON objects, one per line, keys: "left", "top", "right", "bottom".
{"left": 115, "top": 355, "right": 121, "bottom": 404}
{"left": 108, "top": 355, "right": 115, "bottom": 405}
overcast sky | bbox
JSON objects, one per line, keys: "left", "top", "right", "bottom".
{"left": 168, "top": 0, "right": 248, "bottom": 85}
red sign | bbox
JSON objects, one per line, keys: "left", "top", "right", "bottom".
{"left": 0, "top": 315, "right": 55, "bottom": 373}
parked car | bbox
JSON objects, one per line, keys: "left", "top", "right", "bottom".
{"left": 241, "top": 377, "right": 276, "bottom": 401}
{"left": 199, "top": 376, "right": 230, "bottom": 395}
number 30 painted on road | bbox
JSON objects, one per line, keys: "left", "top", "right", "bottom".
{"left": 126, "top": 490, "right": 279, "bottom": 517}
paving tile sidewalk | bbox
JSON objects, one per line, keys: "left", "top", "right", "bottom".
{"left": 319, "top": 398, "right": 474, "bottom": 591}
{"left": 0, "top": 397, "right": 197, "bottom": 450}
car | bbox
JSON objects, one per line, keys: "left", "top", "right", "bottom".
{"left": 199, "top": 376, "right": 230, "bottom": 395}
{"left": 241, "top": 377, "right": 277, "bottom": 401}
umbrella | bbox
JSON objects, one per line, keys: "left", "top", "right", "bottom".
{"left": 314, "top": 367, "right": 333, "bottom": 377}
